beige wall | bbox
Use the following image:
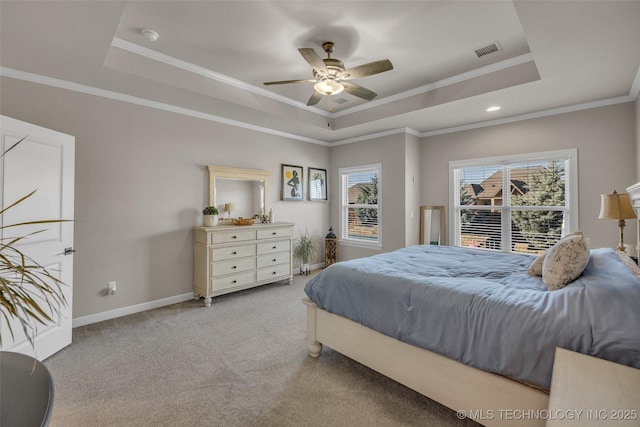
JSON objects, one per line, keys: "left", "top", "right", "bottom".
{"left": 1, "top": 77, "right": 330, "bottom": 318}
{"left": 421, "top": 102, "right": 637, "bottom": 252}
{"left": 405, "top": 133, "right": 422, "bottom": 246}
{"left": 329, "top": 133, "right": 409, "bottom": 261}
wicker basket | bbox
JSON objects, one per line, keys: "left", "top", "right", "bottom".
{"left": 232, "top": 218, "right": 255, "bottom": 226}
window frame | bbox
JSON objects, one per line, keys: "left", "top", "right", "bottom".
{"left": 449, "top": 149, "right": 578, "bottom": 252}
{"left": 339, "top": 163, "right": 383, "bottom": 249}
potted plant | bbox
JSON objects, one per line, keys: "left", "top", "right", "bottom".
{"left": 293, "top": 228, "right": 316, "bottom": 276}
{"left": 203, "top": 206, "right": 219, "bottom": 226}
{"left": 1, "top": 190, "right": 67, "bottom": 349}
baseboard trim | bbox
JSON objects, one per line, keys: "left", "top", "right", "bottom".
{"left": 72, "top": 292, "right": 195, "bottom": 328}
{"left": 293, "top": 262, "right": 325, "bottom": 274}
{"left": 72, "top": 265, "right": 326, "bottom": 328}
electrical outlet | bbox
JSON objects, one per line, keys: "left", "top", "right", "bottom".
{"left": 108, "top": 281, "right": 117, "bottom": 295}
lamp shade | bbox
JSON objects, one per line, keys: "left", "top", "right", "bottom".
{"left": 224, "top": 203, "right": 235, "bottom": 213}
{"left": 599, "top": 190, "right": 636, "bottom": 220}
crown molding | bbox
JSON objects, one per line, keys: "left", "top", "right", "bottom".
{"left": 0, "top": 67, "right": 330, "bottom": 146}
{"left": 330, "top": 127, "right": 420, "bottom": 146}
{"left": 418, "top": 96, "right": 633, "bottom": 138}
{"left": 112, "top": 38, "right": 539, "bottom": 121}
{"left": 111, "top": 37, "right": 328, "bottom": 117}
{"left": 1, "top": 66, "right": 635, "bottom": 148}
{"left": 331, "top": 53, "right": 536, "bottom": 118}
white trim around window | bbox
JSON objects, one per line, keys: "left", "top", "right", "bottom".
{"left": 339, "top": 163, "right": 382, "bottom": 249}
{"left": 449, "top": 149, "right": 578, "bottom": 252}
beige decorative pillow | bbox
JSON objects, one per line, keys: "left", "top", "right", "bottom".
{"left": 528, "top": 252, "right": 546, "bottom": 276}
{"left": 542, "top": 232, "right": 590, "bottom": 290}
{"left": 616, "top": 251, "right": 640, "bottom": 278}
{"left": 527, "top": 231, "right": 584, "bottom": 277}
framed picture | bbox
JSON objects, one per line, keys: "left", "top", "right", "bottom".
{"left": 308, "top": 167, "right": 328, "bottom": 201}
{"left": 281, "top": 164, "right": 304, "bottom": 201}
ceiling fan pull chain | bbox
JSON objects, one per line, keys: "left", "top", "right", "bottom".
{"left": 328, "top": 94, "right": 333, "bottom": 113}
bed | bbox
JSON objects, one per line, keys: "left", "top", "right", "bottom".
{"left": 302, "top": 244, "right": 640, "bottom": 426}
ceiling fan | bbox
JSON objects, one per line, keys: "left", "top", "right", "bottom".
{"left": 263, "top": 41, "right": 393, "bottom": 110}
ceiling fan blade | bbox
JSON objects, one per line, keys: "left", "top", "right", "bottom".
{"left": 307, "top": 90, "right": 323, "bottom": 106}
{"left": 339, "top": 59, "right": 393, "bottom": 80}
{"left": 298, "top": 48, "right": 328, "bottom": 73}
{"left": 263, "top": 79, "right": 316, "bottom": 86}
{"left": 341, "top": 81, "right": 378, "bottom": 101}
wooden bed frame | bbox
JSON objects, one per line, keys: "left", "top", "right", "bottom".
{"left": 303, "top": 298, "right": 549, "bottom": 427}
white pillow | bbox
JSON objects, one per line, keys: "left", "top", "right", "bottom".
{"left": 542, "top": 231, "right": 590, "bottom": 290}
{"left": 528, "top": 251, "right": 546, "bottom": 276}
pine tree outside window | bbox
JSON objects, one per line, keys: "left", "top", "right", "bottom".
{"left": 339, "top": 164, "right": 382, "bottom": 247}
{"left": 450, "top": 149, "right": 578, "bottom": 253}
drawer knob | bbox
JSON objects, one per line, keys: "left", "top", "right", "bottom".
{"left": 272, "top": 271, "right": 277, "bottom": 275}
{"left": 272, "top": 258, "right": 277, "bottom": 262}
{"left": 232, "top": 235, "right": 237, "bottom": 239}
{"left": 272, "top": 246, "right": 277, "bottom": 249}
{"left": 231, "top": 266, "right": 237, "bottom": 269}
{"left": 232, "top": 280, "right": 237, "bottom": 284}
{"left": 231, "top": 251, "right": 237, "bottom": 255}
{"left": 272, "top": 232, "right": 277, "bottom": 235}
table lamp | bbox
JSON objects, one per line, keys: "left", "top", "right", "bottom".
{"left": 599, "top": 190, "right": 636, "bottom": 252}
{"left": 224, "top": 203, "right": 235, "bottom": 219}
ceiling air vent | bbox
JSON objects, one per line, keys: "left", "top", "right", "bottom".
{"left": 474, "top": 42, "right": 501, "bottom": 58}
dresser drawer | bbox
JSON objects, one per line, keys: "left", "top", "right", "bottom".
{"left": 257, "top": 227, "right": 292, "bottom": 240}
{"left": 211, "top": 271, "right": 255, "bottom": 292}
{"left": 256, "top": 252, "right": 291, "bottom": 268}
{"left": 212, "top": 257, "right": 254, "bottom": 277}
{"left": 210, "top": 229, "right": 255, "bottom": 244}
{"left": 257, "top": 263, "right": 291, "bottom": 282}
{"left": 256, "top": 240, "right": 291, "bottom": 255}
{"left": 211, "top": 244, "right": 254, "bottom": 261}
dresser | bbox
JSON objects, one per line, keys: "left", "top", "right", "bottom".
{"left": 193, "top": 223, "right": 294, "bottom": 306}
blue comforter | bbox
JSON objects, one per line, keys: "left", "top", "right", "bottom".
{"left": 304, "top": 245, "right": 640, "bottom": 389}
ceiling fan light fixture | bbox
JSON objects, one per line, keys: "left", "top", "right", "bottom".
{"left": 314, "top": 80, "right": 344, "bottom": 95}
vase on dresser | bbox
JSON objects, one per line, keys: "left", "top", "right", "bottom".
{"left": 203, "top": 215, "right": 218, "bottom": 227}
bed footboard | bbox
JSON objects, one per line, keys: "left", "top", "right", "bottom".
{"left": 302, "top": 297, "right": 322, "bottom": 357}
{"left": 301, "top": 297, "right": 549, "bottom": 427}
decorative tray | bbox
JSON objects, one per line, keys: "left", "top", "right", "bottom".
{"left": 232, "top": 218, "right": 255, "bottom": 226}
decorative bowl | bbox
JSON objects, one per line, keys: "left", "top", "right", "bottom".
{"left": 232, "top": 218, "right": 255, "bottom": 226}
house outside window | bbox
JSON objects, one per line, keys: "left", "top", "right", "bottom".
{"left": 450, "top": 149, "right": 578, "bottom": 253}
{"left": 339, "top": 164, "right": 382, "bottom": 247}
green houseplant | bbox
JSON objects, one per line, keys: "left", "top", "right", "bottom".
{"left": 293, "top": 229, "right": 316, "bottom": 276}
{"left": 203, "top": 206, "right": 219, "bottom": 227}
{"left": 0, "top": 190, "right": 67, "bottom": 348}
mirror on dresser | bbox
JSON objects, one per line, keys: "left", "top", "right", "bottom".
{"left": 207, "top": 165, "right": 271, "bottom": 223}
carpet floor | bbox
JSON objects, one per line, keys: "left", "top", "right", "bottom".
{"left": 44, "top": 272, "right": 479, "bottom": 427}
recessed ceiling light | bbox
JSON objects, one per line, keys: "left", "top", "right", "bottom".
{"left": 486, "top": 106, "right": 501, "bottom": 112}
{"left": 142, "top": 29, "right": 159, "bottom": 42}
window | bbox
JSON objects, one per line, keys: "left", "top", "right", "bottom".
{"left": 339, "top": 164, "right": 382, "bottom": 247}
{"left": 450, "top": 149, "right": 577, "bottom": 253}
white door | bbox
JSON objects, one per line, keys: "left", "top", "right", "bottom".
{"left": 0, "top": 115, "right": 75, "bottom": 360}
